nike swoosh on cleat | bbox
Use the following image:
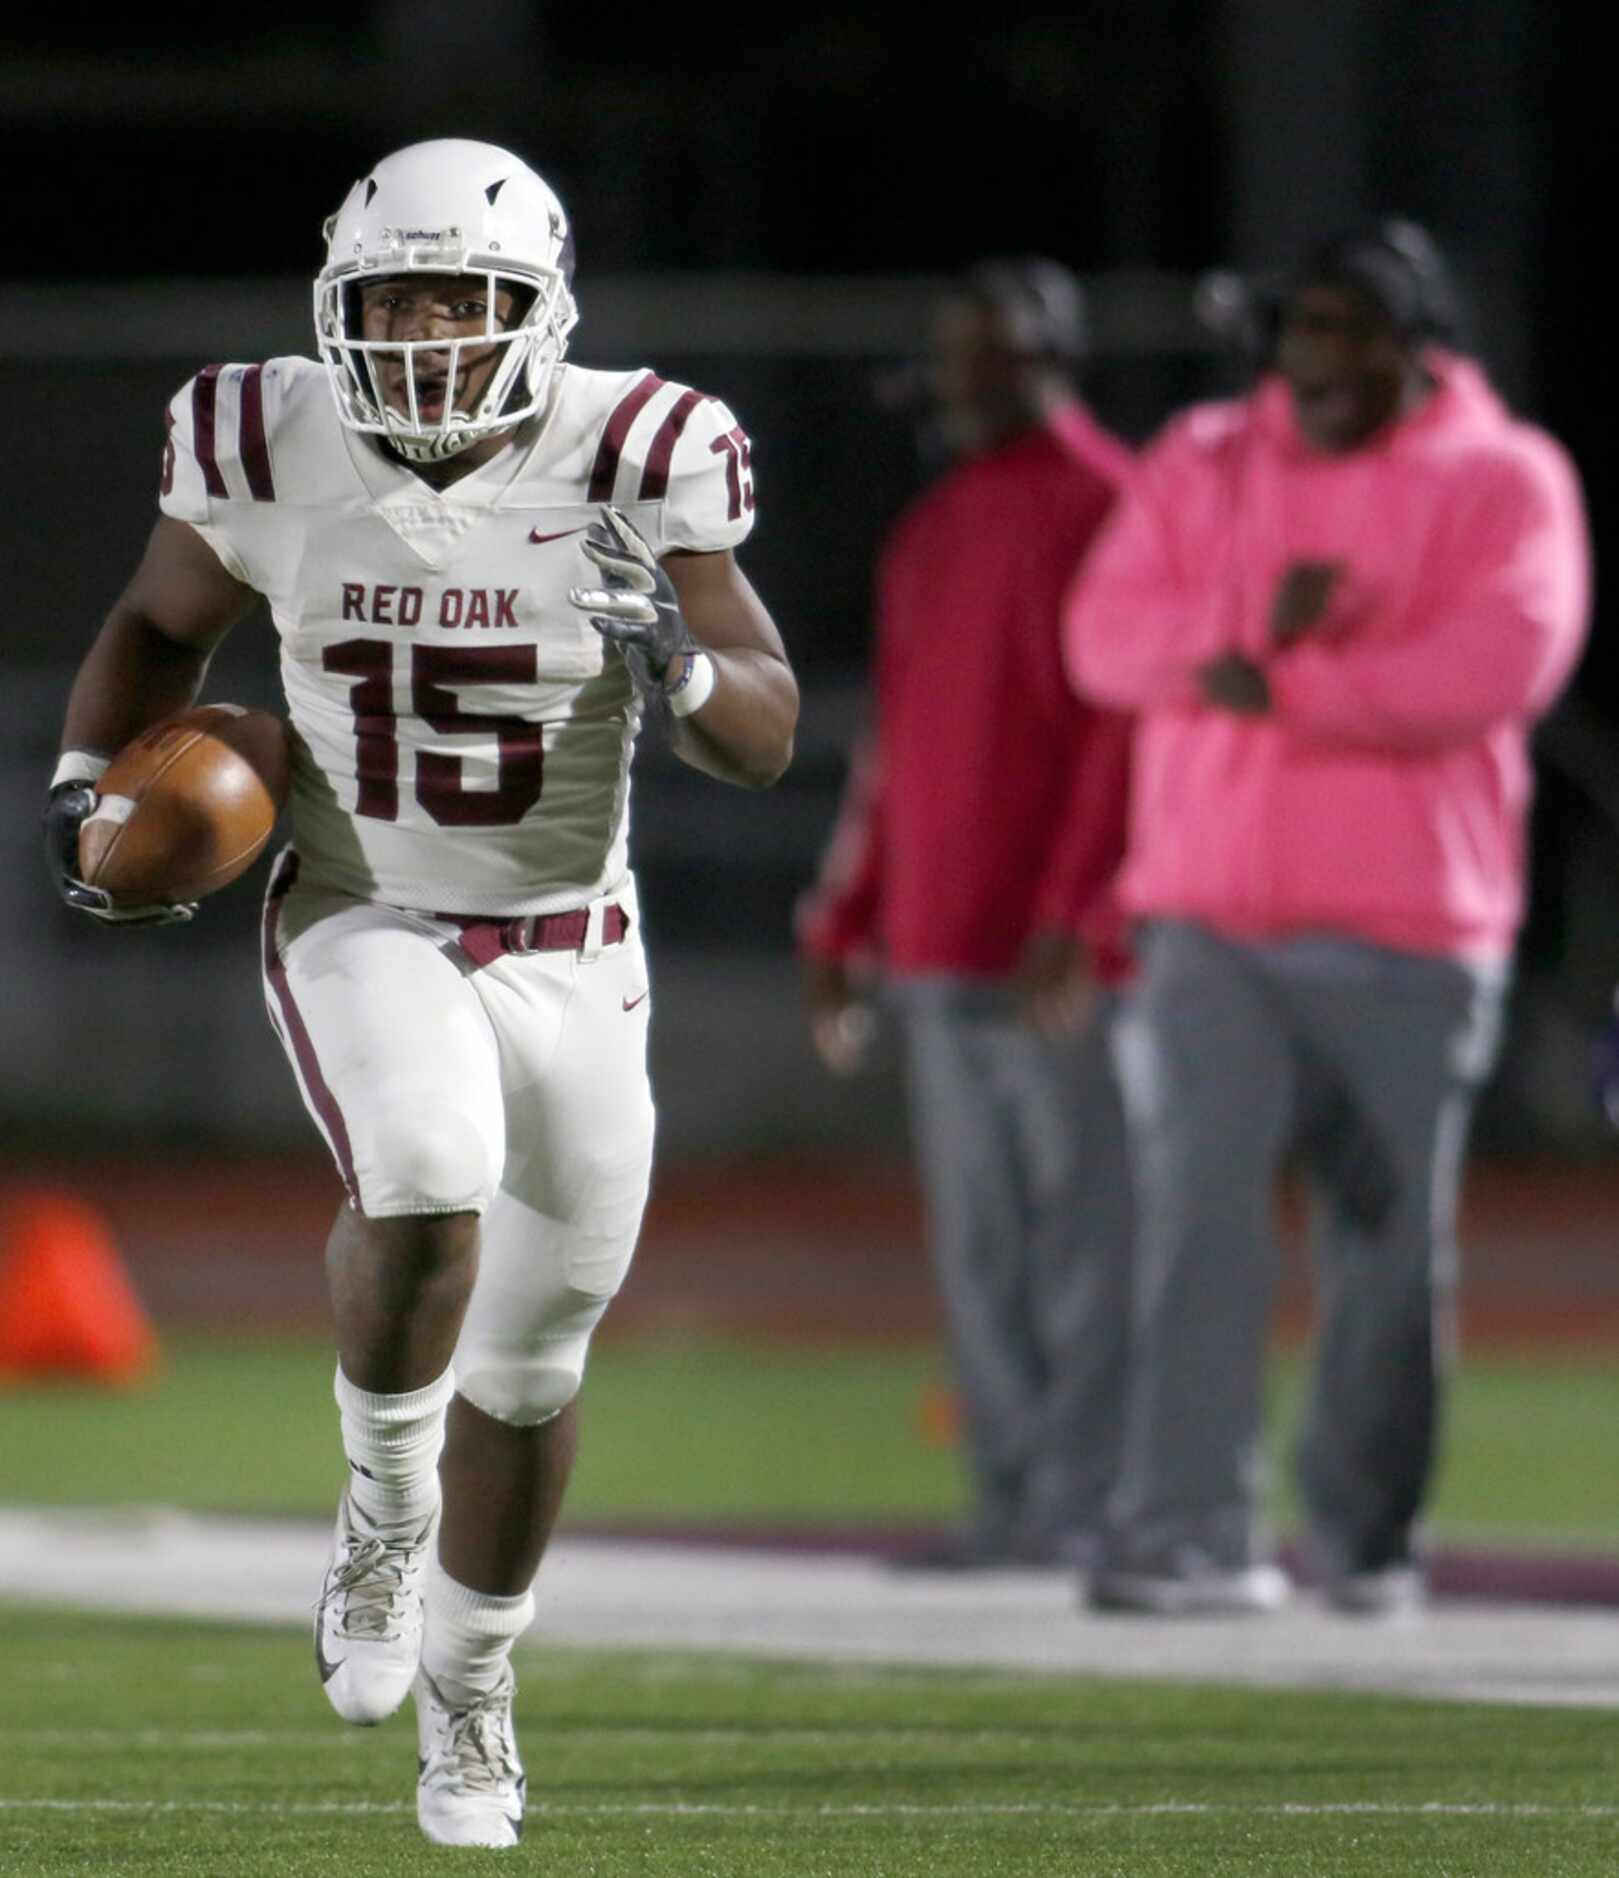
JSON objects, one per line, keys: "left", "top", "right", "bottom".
{"left": 529, "top": 526, "right": 586, "bottom": 545}
{"left": 622, "top": 991, "right": 649, "bottom": 1012}
{"left": 315, "top": 1635, "right": 345, "bottom": 1686}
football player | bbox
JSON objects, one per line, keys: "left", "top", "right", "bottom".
{"left": 44, "top": 139, "right": 797, "bottom": 1848}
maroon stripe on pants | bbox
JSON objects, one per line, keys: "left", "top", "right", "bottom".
{"left": 637, "top": 388, "right": 706, "bottom": 501}
{"left": 587, "top": 372, "right": 664, "bottom": 501}
{"left": 238, "top": 364, "right": 275, "bottom": 501}
{"left": 261, "top": 854, "right": 359, "bottom": 1205}
{"left": 192, "top": 365, "right": 228, "bottom": 498}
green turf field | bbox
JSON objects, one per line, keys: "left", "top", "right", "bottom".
{"left": 4, "top": 1338, "right": 1618, "bottom": 1875}
{"left": 1, "top": 1330, "right": 1617, "bottom": 1546}
{"left": 0, "top": 1608, "right": 1615, "bottom": 1877}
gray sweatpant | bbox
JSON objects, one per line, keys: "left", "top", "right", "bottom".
{"left": 895, "top": 980, "right": 1133, "bottom": 1550}
{"left": 1104, "top": 920, "right": 1506, "bottom": 1577}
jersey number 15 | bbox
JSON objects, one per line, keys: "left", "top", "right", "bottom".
{"left": 323, "top": 639, "right": 543, "bottom": 827}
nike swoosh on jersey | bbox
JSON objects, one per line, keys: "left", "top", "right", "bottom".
{"left": 622, "top": 990, "right": 649, "bottom": 1012}
{"left": 529, "top": 525, "right": 587, "bottom": 545}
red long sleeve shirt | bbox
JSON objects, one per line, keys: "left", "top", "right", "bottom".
{"left": 798, "top": 404, "right": 1133, "bottom": 980}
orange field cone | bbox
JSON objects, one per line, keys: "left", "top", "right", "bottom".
{"left": 0, "top": 1188, "right": 159, "bottom": 1383}
{"left": 916, "top": 1381, "right": 961, "bottom": 1447}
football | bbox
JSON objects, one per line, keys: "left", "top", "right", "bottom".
{"left": 77, "top": 704, "right": 292, "bottom": 908}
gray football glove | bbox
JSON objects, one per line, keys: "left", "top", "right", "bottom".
{"left": 42, "top": 781, "right": 195, "bottom": 927}
{"left": 568, "top": 505, "right": 695, "bottom": 685}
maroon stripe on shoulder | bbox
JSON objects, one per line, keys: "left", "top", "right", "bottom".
{"left": 587, "top": 372, "right": 664, "bottom": 502}
{"left": 238, "top": 364, "right": 275, "bottom": 502}
{"left": 260, "top": 853, "right": 360, "bottom": 1206}
{"left": 637, "top": 389, "right": 707, "bottom": 502}
{"left": 192, "top": 365, "right": 228, "bottom": 498}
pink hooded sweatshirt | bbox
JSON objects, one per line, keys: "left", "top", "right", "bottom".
{"left": 1063, "top": 354, "right": 1591, "bottom": 961}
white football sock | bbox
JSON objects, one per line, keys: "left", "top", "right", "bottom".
{"left": 422, "top": 1556, "right": 536, "bottom": 1703}
{"left": 333, "top": 1363, "right": 454, "bottom": 1530}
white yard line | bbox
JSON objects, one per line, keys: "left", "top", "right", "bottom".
{"left": 3, "top": 1506, "right": 1618, "bottom": 1709}
{"left": 1, "top": 1798, "right": 1616, "bottom": 1819}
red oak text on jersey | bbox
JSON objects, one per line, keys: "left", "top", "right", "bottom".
{"left": 339, "top": 584, "right": 523, "bottom": 629}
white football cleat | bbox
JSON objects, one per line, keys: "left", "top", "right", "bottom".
{"left": 314, "top": 1490, "right": 435, "bottom": 1724}
{"left": 1323, "top": 1563, "right": 1425, "bottom": 1619}
{"left": 1086, "top": 1549, "right": 1292, "bottom": 1617}
{"left": 415, "top": 1664, "right": 526, "bottom": 1848}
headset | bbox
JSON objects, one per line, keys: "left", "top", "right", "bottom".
{"left": 1197, "top": 217, "right": 1463, "bottom": 371}
{"left": 961, "top": 255, "right": 1090, "bottom": 366}
{"left": 1291, "top": 217, "right": 1461, "bottom": 345}
{"left": 872, "top": 255, "right": 1089, "bottom": 415}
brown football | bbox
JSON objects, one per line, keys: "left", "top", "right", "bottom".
{"left": 78, "top": 704, "right": 291, "bottom": 907}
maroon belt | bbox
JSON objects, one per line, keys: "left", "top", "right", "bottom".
{"left": 440, "top": 903, "right": 629, "bottom": 970}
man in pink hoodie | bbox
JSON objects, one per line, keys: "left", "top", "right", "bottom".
{"left": 1064, "top": 220, "right": 1591, "bottom": 1616}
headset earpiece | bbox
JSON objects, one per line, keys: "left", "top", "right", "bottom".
{"left": 1364, "top": 218, "right": 1460, "bottom": 345}
{"left": 964, "top": 256, "right": 1089, "bottom": 366}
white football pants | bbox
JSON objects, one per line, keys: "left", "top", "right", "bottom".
{"left": 260, "top": 854, "right": 655, "bottom": 1425}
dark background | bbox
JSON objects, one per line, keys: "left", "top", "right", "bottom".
{"left": 0, "top": 4, "right": 1610, "bottom": 1160}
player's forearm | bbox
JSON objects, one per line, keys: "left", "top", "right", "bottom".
{"left": 60, "top": 609, "right": 211, "bottom": 758}
{"left": 663, "top": 645, "right": 798, "bottom": 788}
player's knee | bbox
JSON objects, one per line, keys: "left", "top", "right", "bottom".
{"left": 457, "top": 1355, "right": 585, "bottom": 1428}
{"left": 362, "top": 1103, "right": 496, "bottom": 1214}
{"left": 454, "top": 1290, "right": 607, "bottom": 1426}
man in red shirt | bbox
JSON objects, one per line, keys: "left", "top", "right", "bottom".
{"left": 797, "top": 259, "right": 1134, "bottom": 1568}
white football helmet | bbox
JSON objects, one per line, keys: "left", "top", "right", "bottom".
{"left": 315, "top": 139, "right": 578, "bottom": 462}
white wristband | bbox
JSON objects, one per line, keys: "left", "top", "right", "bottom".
{"left": 51, "top": 750, "right": 110, "bottom": 789}
{"left": 666, "top": 650, "right": 716, "bottom": 718}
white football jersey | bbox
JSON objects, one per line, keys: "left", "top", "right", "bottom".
{"left": 158, "top": 356, "right": 757, "bottom": 914}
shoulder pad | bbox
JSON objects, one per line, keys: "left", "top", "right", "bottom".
{"left": 160, "top": 357, "right": 348, "bottom": 524}
{"left": 580, "top": 371, "right": 756, "bottom": 553}
{"left": 159, "top": 358, "right": 327, "bottom": 510}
